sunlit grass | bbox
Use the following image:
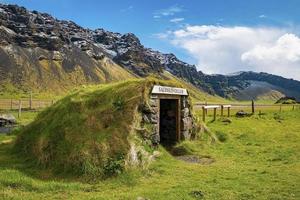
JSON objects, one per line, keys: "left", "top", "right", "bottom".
{"left": 0, "top": 109, "right": 299, "bottom": 199}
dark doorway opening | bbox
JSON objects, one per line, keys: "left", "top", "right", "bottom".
{"left": 159, "top": 99, "right": 178, "bottom": 146}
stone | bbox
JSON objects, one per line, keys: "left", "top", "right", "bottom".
{"left": 181, "top": 130, "right": 190, "bottom": 140}
{"left": 181, "top": 96, "right": 187, "bottom": 107}
{"left": 236, "top": 110, "right": 249, "bottom": 117}
{"left": 150, "top": 107, "right": 158, "bottom": 114}
{"left": 181, "top": 117, "right": 193, "bottom": 131}
{"left": 181, "top": 96, "right": 190, "bottom": 108}
{"left": 142, "top": 114, "right": 150, "bottom": 123}
{"left": 149, "top": 99, "right": 158, "bottom": 107}
{"left": 151, "top": 133, "right": 160, "bottom": 145}
{"left": 0, "top": 114, "right": 16, "bottom": 126}
{"left": 181, "top": 108, "right": 189, "bottom": 118}
{"left": 150, "top": 115, "right": 158, "bottom": 124}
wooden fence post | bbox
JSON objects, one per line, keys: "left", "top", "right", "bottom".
{"left": 18, "top": 100, "right": 22, "bottom": 118}
{"left": 221, "top": 105, "right": 224, "bottom": 117}
{"left": 279, "top": 105, "right": 282, "bottom": 112}
{"left": 29, "top": 91, "right": 32, "bottom": 110}
{"left": 228, "top": 107, "right": 230, "bottom": 117}
{"left": 292, "top": 105, "right": 295, "bottom": 110}
{"left": 213, "top": 108, "right": 217, "bottom": 121}
{"left": 10, "top": 99, "right": 13, "bottom": 110}
{"left": 251, "top": 100, "right": 255, "bottom": 114}
{"left": 202, "top": 107, "right": 206, "bottom": 122}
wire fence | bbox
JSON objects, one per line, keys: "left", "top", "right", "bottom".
{"left": 0, "top": 99, "right": 55, "bottom": 129}
{"left": 0, "top": 99, "right": 55, "bottom": 111}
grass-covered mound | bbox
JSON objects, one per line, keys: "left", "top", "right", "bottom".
{"left": 14, "top": 77, "right": 203, "bottom": 178}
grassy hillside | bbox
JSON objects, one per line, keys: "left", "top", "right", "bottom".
{"left": 0, "top": 45, "right": 136, "bottom": 99}
{"left": 0, "top": 108, "right": 299, "bottom": 199}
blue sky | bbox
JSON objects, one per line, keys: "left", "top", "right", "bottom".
{"left": 2, "top": 0, "right": 300, "bottom": 79}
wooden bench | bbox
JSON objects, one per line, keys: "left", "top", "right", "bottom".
{"left": 221, "top": 105, "right": 231, "bottom": 117}
{"left": 202, "top": 105, "right": 220, "bottom": 122}
{"left": 202, "top": 105, "right": 232, "bottom": 122}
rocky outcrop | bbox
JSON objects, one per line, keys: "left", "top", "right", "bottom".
{"left": 0, "top": 4, "right": 299, "bottom": 100}
{"left": 0, "top": 4, "right": 135, "bottom": 94}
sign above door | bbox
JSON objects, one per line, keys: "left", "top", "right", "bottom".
{"left": 151, "top": 85, "right": 188, "bottom": 96}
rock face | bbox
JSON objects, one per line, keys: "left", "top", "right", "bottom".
{"left": 1, "top": 4, "right": 300, "bottom": 100}
{"left": 0, "top": 4, "right": 135, "bottom": 94}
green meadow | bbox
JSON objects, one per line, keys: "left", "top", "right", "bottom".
{"left": 0, "top": 108, "right": 299, "bottom": 199}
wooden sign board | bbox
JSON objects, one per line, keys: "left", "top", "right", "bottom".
{"left": 151, "top": 85, "right": 188, "bottom": 96}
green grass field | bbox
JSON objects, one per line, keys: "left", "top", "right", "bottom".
{"left": 0, "top": 109, "right": 299, "bottom": 199}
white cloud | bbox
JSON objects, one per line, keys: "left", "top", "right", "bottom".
{"left": 157, "top": 25, "right": 300, "bottom": 80}
{"left": 241, "top": 33, "right": 300, "bottom": 77}
{"left": 259, "top": 14, "right": 267, "bottom": 18}
{"left": 154, "top": 5, "right": 184, "bottom": 18}
{"left": 170, "top": 18, "right": 184, "bottom": 23}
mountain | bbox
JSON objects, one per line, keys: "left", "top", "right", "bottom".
{"left": 202, "top": 71, "right": 300, "bottom": 100}
{"left": 0, "top": 4, "right": 136, "bottom": 95}
{"left": 1, "top": 4, "right": 300, "bottom": 100}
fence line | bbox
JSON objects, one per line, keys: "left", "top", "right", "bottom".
{"left": 195, "top": 102, "right": 299, "bottom": 122}
{"left": 0, "top": 99, "right": 55, "bottom": 110}
{"left": 194, "top": 102, "right": 300, "bottom": 113}
{"left": 194, "top": 102, "right": 299, "bottom": 109}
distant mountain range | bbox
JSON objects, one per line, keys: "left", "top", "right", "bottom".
{"left": 1, "top": 4, "right": 300, "bottom": 100}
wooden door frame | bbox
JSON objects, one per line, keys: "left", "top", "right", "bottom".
{"left": 158, "top": 95, "right": 181, "bottom": 142}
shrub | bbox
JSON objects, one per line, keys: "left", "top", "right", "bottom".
{"left": 215, "top": 131, "right": 227, "bottom": 142}
{"left": 274, "top": 113, "right": 284, "bottom": 121}
{"left": 103, "top": 154, "right": 125, "bottom": 177}
{"left": 112, "top": 96, "right": 125, "bottom": 111}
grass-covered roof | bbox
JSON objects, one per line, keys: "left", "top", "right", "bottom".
{"left": 14, "top": 77, "right": 212, "bottom": 177}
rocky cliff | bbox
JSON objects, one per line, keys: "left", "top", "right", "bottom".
{"left": 1, "top": 4, "right": 300, "bottom": 100}
{"left": 0, "top": 4, "right": 135, "bottom": 95}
